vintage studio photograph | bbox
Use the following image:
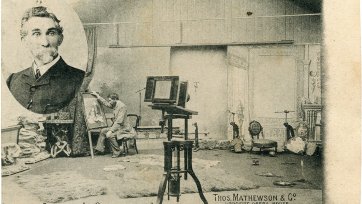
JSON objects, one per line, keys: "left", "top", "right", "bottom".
{"left": 1, "top": 0, "right": 328, "bottom": 203}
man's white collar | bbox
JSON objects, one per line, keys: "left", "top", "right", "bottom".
{"left": 33, "top": 55, "right": 61, "bottom": 77}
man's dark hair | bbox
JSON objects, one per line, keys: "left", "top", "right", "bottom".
{"left": 108, "top": 93, "right": 119, "bottom": 100}
{"left": 20, "top": 6, "right": 63, "bottom": 38}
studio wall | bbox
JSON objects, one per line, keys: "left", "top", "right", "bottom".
{"left": 89, "top": 47, "right": 171, "bottom": 125}
{"left": 227, "top": 44, "right": 321, "bottom": 147}
{"left": 72, "top": 0, "right": 321, "bottom": 47}
{"left": 70, "top": 0, "right": 322, "bottom": 139}
{"left": 170, "top": 46, "right": 228, "bottom": 138}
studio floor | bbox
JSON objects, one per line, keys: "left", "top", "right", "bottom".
{"left": 2, "top": 142, "right": 323, "bottom": 204}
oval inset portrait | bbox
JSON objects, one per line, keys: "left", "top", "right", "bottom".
{"left": 2, "top": 0, "right": 87, "bottom": 114}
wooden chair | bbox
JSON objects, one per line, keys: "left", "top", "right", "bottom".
{"left": 248, "top": 120, "right": 277, "bottom": 154}
{"left": 87, "top": 113, "right": 115, "bottom": 158}
{"left": 88, "top": 113, "right": 140, "bottom": 158}
{"left": 116, "top": 114, "right": 140, "bottom": 156}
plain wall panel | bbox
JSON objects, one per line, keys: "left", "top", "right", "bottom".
{"left": 89, "top": 47, "right": 171, "bottom": 126}
{"left": 74, "top": 0, "right": 321, "bottom": 46}
{"left": 170, "top": 47, "right": 228, "bottom": 138}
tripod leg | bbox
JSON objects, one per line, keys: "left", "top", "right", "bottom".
{"left": 156, "top": 172, "right": 170, "bottom": 204}
{"left": 188, "top": 170, "right": 208, "bottom": 204}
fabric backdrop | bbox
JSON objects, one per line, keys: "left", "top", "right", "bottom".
{"left": 71, "top": 26, "right": 97, "bottom": 156}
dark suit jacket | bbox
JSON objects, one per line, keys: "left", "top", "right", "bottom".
{"left": 7, "top": 57, "right": 85, "bottom": 114}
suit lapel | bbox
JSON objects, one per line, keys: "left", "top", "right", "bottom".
{"left": 21, "top": 68, "right": 37, "bottom": 86}
{"left": 21, "top": 58, "right": 68, "bottom": 87}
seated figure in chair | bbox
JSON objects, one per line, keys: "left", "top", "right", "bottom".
{"left": 91, "top": 92, "right": 132, "bottom": 158}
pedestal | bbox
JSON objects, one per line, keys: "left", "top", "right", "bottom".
{"left": 302, "top": 104, "right": 322, "bottom": 141}
{"left": 149, "top": 104, "right": 207, "bottom": 204}
{"left": 156, "top": 140, "right": 208, "bottom": 204}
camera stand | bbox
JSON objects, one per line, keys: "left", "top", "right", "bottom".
{"left": 150, "top": 104, "right": 208, "bottom": 204}
{"left": 275, "top": 110, "right": 295, "bottom": 140}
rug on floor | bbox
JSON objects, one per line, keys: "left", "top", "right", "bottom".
{"left": 15, "top": 171, "right": 107, "bottom": 203}
{"left": 109, "top": 154, "right": 259, "bottom": 198}
{"left": 2, "top": 162, "right": 30, "bottom": 177}
{"left": 14, "top": 154, "right": 258, "bottom": 202}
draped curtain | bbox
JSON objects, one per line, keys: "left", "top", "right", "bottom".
{"left": 71, "top": 26, "right": 97, "bottom": 156}
{"left": 226, "top": 46, "right": 249, "bottom": 140}
{"left": 82, "top": 26, "right": 98, "bottom": 90}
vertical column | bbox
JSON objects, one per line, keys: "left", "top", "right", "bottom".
{"left": 168, "top": 114, "right": 173, "bottom": 141}
{"left": 186, "top": 141, "right": 193, "bottom": 170}
{"left": 176, "top": 143, "right": 181, "bottom": 202}
{"left": 312, "top": 110, "right": 317, "bottom": 140}
{"left": 184, "top": 117, "right": 188, "bottom": 140}
{"left": 184, "top": 142, "right": 188, "bottom": 180}
{"left": 164, "top": 142, "right": 172, "bottom": 171}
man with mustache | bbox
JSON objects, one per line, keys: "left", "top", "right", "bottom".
{"left": 91, "top": 92, "right": 133, "bottom": 158}
{"left": 6, "top": 6, "right": 85, "bottom": 114}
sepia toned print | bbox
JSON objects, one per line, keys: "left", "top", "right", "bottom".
{"left": 83, "top": 93, "right": 108, "bottom": 130}
{"left": 5, "top": 5, "right": 86, "bottom": 114}
{"left": 1, "top": 0, "right": 360, "bottom": 204}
